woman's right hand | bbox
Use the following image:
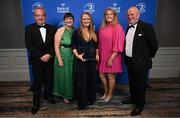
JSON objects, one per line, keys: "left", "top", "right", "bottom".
{"left": 58, "top": 59, "right": 64, "bottom": 67}
{"left": 77, "top": 53, "right": 86, "bottom": 61}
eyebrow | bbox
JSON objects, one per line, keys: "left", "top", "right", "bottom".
{"left": 82, "top": 18, "right": 90, "bottom": 19}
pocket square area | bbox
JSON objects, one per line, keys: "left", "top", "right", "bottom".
{"left": 138, "top": 34, "right": 143, "bottom": 36}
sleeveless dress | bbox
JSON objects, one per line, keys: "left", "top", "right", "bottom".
{"left": 53, "top": 28, "right": 74, "bottom": 99}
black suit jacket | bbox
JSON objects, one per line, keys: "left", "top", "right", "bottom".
{"left": 125, "top": 20, "right": 158, "bottom": 72}
{"left": 25, "top": 23, "right": 56, "bottom": 66}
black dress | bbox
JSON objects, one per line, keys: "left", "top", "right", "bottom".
{"left": 71, "top": 29, "right": 97, "bottom": 109}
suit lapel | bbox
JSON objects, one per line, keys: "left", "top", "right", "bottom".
{"left": 34, "top": 24, "right": 44, "bottom": 43}
{"left": 134, "top": 21, "right": 142, "bottom": 40}
{"left": 44, "top": 25, "right": 49, "bottom": 44}
{"left": 125, "top": 26, "right": 129, "bottom": 36}
{"left": 133, "top": 21, "right": 142, "bottom": 47}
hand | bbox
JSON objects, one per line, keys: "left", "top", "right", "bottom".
{"left": 106, "top": 59, "right": 113, "bottom": 67}
{"left": 40, "top": 54, "right": 51, "bottom": 62}
{"left": 58, "top": 59, "right": 64, "bottom": 67}
{"left": 96, "top": 54, "right": 99, "bottom": 62}
{"left": 77, "top": 53, "right": 86, "bottom": 62}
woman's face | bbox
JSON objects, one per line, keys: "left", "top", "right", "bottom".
{"left": 64, "top": 17, "right": 73, "bottom": 27}
{"left": 81, "top": 14, "right": 91, "bottom": 27}
{"left": 105, "top": 10, "right": 115, "bottom": 23}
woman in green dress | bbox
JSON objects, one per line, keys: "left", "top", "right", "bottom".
{"left": 53, "top": 13, "right": 74, "bottom": 103}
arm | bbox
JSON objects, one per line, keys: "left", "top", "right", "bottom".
{"left": 144, "top": 24, "right": 159, "bottom": 58}
{"left": 54, "top": 27, "right": 65, "bottom": 67}
{"left": 95, "top": 31, "right": 99, "bottom": 62}
{"left": 46, "top": 26, "right": 57, "bottom": 57}
{"left": 71, "top": 30, "right": 86, "bottom": 61}
{"left": 107, "top": 52, "right": 118, "bottom": 67}
{"left": 25, "top": 25, "right": 41, "bottom": 59}
{"left": 96, "top": 49, "right": 99, "bottom": 62}
{"left": 72, "top": 49, "right": 86, "bottom": 61}
{"left": 107, "top": 24, "right": 125, "bottom": 67}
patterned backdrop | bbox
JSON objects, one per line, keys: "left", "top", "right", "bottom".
{"left": 21, "top": 0, "right": 157, "bottom": 84}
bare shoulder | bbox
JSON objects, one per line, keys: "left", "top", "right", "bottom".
{"left": 57, "top": 27, "right": 65, "bottom": 34}
{"left": 55, "top": 27, "right": 65, "bottom": 40}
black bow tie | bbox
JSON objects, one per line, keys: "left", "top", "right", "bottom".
{"left": 128, "top": 25, "right": 135, "bottom": 28}
{"left": 128, "top": 22, "right": 138, "bottom": 29}
{"left": 37, "top": 25, "right": 46, "bottom": 29}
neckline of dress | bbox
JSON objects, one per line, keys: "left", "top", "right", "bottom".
{"left": 64, "top": 27, "right": 73, "bottom": 31}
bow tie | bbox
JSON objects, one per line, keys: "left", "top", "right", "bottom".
{"left": 37, "top": 25, "right": 46, "bottom": 29}
{"left": 128, "top": 25, "right": 135, "bottom": 28}
{"left": 128, "top": 22, "right": 138, "bottom": 29}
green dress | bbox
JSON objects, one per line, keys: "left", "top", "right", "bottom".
{"left": 53, "top": 28, "right": 74, "bottom": 99}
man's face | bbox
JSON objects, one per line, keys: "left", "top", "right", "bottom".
{"left": 34, "top": 9, "right": 46, "bottom": 25}
{"left": 127, "top": 8, "right": 139, "bottom": 24}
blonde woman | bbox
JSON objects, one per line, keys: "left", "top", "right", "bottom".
{"left": 98, "top": 8, "right": 125, "bottom": 102}
{"left": 71, "top": 12, "right": 99, "bottom": 110}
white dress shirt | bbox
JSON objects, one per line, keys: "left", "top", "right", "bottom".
{"left": 39, "top": 27, "right": 46, "bottom": 43}
{"left": 125, "top": 23, "right": 137, "bottom": 57}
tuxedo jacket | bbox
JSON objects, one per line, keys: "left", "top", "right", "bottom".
{"left": 25, "top": 23, "right": 57, "bottom": 66}
{"left": 124, "top": 20, "right": 158, "bottom": 72}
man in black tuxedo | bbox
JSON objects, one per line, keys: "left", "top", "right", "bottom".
{"left": 25, "top": 7, "right": 56, "bottom": 114}
{"left": 122, "top": 6, "right": 158, "bottom": 116}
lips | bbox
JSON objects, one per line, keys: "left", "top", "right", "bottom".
{"left": 66, "top": 22, "right": 73, "bottom": 24}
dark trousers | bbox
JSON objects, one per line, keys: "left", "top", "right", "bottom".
{"left": 32, "top": 64, "right": 53, "bottom": 106}
{"left": 75, "top": 60, "right": 96, "bottom": 109}
{"left": 126, "top": 57, "right": 147, "bottom": 108}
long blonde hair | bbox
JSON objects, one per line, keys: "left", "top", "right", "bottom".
{"left": 79, "top": 12, "right": 97, "bottom": 42}
{"left": 101, "top": 7, "right": 119, "bottom": 27}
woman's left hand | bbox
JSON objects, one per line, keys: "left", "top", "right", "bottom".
{"left": 96, "top": 54, "right": 99, "bottom": 62}
{"left": 106, "top": 59, "right": 113, "bottom": 67}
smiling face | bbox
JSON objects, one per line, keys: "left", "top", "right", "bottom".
{"left": 64, "top": 17, "right": 74, "bottom": 27}
{"left": 34, "top": 8, "right": 46, "bottom": 25}
{"left": 127, "top": 7, "right": 140, "bottom": 24}
{"left": 81, "top": 14, "right": 91, "bottom": 27}
{"left": 105, "top": 9, "right": 115, "bottom": 23}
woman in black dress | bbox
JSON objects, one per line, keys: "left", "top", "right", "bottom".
{"left": 71, "top": 12, "right": 99, "bottom": 110}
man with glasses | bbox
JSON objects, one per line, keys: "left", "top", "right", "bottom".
{"left": 25, "top": 7, "right": 56, "bottom": 114}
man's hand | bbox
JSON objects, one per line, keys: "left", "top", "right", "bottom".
{"left": 40, "top": 54, "right": 51, "bottom": 62}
